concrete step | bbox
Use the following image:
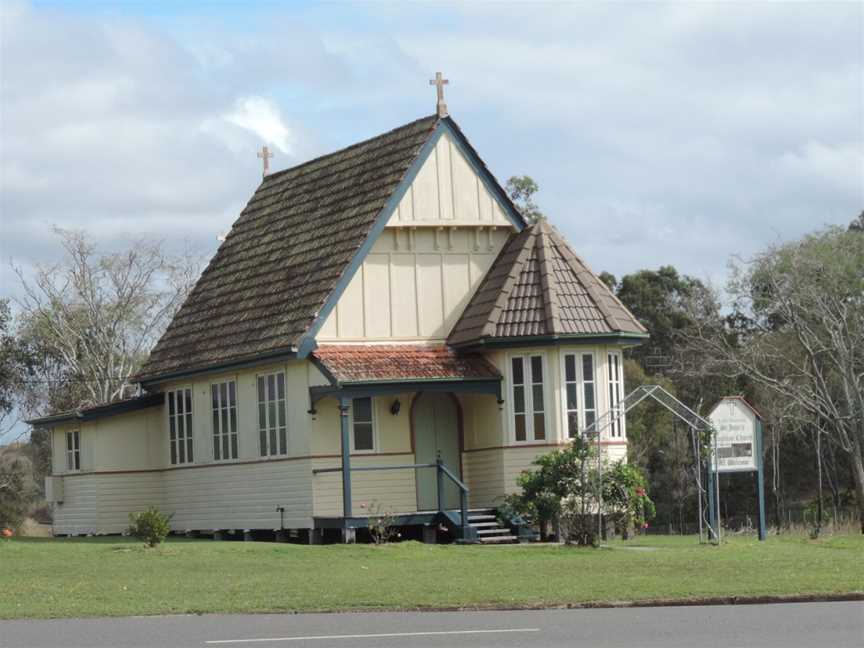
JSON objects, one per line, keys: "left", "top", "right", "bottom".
{"left": 476, "top": 528, "right": 513, "bottom": 536}
{"left": 478, "top": 534, "right": 518, "bottom": 544}
{"left": 468, "top": 515, "right": 497, "bottom": 523}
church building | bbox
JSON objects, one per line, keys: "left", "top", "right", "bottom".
{"left": 31, "top": 77, "right": 647, "bottom": 543}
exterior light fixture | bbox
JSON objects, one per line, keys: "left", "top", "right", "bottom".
{"left": 390, "top": 399, "right": 401, "bottom": 416}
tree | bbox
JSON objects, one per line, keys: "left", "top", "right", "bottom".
{"left": 615, "top": 266, "right": 711, "bottom": 370}
{"left": 850, "top": 211, "right": 863, "bottom": 232}
{"left": 0, "top": 298, "right": 33, "bottom": 439}
{"left": 0, "top": 446, "right": 38, "bottom": 530}
{"left": 15, "top": 229, "right": 198, "bottom": 410}
{"left": 598, "top": 272, "right": 617, "bottom": 291}
{"left": 506, "top": 175, "right": 543, "bottom": 223}
{"left": 686, "top": 226, "right": 864, "bottom": 532}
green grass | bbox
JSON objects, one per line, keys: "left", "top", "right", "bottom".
{"left": 2, "top": 534, "right": 862, "bottom": 619}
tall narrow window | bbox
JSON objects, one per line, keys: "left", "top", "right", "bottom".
{"left": 211, "top": 380, "right": 238, "bottom": 461}
{"left": 511, "top": 355, "right": 546, "bottom": 443}
{"left": 563, "top": 352, "right": 596, "bottom": 438}
{"left": 582, "top": 354, "right": 596, "bottom": 432}
{"left": 352, "top": 397, "right": 374, "bottom": 452}
{"left": 531, "top": 356, "right": 546, "bottom": 440}
{"left": 168, "top": 388, "right": 194, "bottom": 465}
{"left": 511, "top": 357, "right": 527, "bottom": 442}
{"left": 65, "top": 430, "right": 80, "bottom": 471}
{"left": 608, "top": 352, "right": 624, "bottom": 437}
{"left": 258, "top": 372, "right": 287, "bottom": 457}
{"left": 564, "top": 355, "right": 580, "bottom": 438}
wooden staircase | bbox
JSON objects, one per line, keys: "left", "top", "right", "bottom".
{"left": 467, "top": 509, "right": 518, "bottom": 544}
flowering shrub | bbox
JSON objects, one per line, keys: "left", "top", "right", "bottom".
{"left": 365, "top": 500, "right": 400, "bottom": 544}
{"left": 503, "top": 437, "right": 655, "bottom": 545}
{"left": 505, "top": 435, "right": 600, "bottom": 544}
{"left": 602, "top": 462, "right": 656, "bottom": 538}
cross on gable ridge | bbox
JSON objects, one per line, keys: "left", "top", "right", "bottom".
{"left": 429, "top": 72, "right": 449, "bottom": 118}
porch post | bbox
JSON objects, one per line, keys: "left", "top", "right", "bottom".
{"left": 436, "top": 453, "right": 445, "bottom": 514}
{"left": 339, "top": 396, "right": 355, "bottom": 543}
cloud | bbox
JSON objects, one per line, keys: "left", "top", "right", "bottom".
{"left": 0, "top": 0, "right": 861, "bottom": 306}
{"left": 221, "top": 96, "right": 294, "bottom": 154}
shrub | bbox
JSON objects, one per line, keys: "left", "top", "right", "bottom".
{"left": 128, "top": 507, "right": 172, "bottom": 547}
{"left": 506, "top": 435, "right": 599, "bottom": 542}
{"left": 366, "top": 500, "right": 399, "bottom": 545}
{"left": 602, "top": 461, "right": 656, "bottom": 539}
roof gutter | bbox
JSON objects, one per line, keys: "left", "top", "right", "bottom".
{"left": 26, "top": 393, "right": 165, "bottom": 427}
{"left": 449, "top": 331, "right": 650, "bottom": 351}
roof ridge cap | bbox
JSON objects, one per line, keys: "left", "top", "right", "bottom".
{"left": 550, "top": 231, "right": 623, "bottom": 330}
{"left": 536, "top": 227, "right": 562, "bottom": 335}
{"left": 263, "top": 114, "right": 439, "bottom": 184}
{"left": 481, "top": 227, "right": 537, "bottom": 338}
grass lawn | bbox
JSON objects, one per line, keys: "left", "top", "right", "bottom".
{"left": 2, "top": 534, "right": 862, "bottom": 619}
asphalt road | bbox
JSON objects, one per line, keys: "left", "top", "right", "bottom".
{"left": 2, "top": 602, "right": 862, "bottom": 648}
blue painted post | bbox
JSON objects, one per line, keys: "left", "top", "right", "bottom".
{"left": 756, "top": 419, "right": 767, "bottom": 541}
{"left": 436, "top": 453, "right": 445, "bottom": 515}
{"left": 460, "top": 489, "right": 469, "bottom": 540}
{"left": 338, "top": 397, "right": 353, "bottom": 537}
{"left": 707, "top": 461, "right": 717, "bottom": 541}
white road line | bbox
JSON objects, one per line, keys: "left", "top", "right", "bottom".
{"left": 205, "top": 628, "right": 540, "bottom": 644}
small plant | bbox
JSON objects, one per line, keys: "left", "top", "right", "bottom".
{"left": 128, "top": 507, "right": 172, "bottom": 547}
{"left": 366, "top": 500, "right": 399, "bottom": 545}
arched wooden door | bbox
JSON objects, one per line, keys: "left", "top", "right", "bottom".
{"left": 413, "top": 393, "right": 461, "bottom": 511}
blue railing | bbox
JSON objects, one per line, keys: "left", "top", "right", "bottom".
{"left": 312, "top": 455, "right": 471, "bottom": 539}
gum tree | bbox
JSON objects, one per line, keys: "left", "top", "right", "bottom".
{"left": 687, "top": 226, "right": 864, "bottom": 532}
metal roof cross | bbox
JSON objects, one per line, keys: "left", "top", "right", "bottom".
{"left": 257, "top": 145, "right": 274, "bottom": 178}
{"left": 429, "top": 72, "right": 449, "bottom": 118}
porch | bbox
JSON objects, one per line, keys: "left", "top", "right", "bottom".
{"left": 308, "top": 344, "right": 518, "bottom": 543}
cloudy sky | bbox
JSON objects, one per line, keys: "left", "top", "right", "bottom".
{"left": 1, "top": 0, "right": 862, "bottom": 301}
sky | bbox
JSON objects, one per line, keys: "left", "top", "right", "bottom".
{"left": 1, "top": 0, "right": 862, "bottom": 302}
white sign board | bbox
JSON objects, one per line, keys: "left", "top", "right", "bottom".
{"left": 708, "top": 398, "right": 758, "bottom": 473}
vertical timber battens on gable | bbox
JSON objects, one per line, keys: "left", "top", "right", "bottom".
{"left": 298, "top": 119, "right": 525, "bottom": 355}
{"left": 296, "top": 124, "right": 448, "bottom": 356}
{"left": 389, "top": 127, "right": 517, "bottom": 228}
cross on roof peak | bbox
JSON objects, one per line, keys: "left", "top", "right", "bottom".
{"left": 257, "top": 145, "right": 274, "bottom": 178}
{"left": 429, "top": 72, "right": 449, "bottom": 118}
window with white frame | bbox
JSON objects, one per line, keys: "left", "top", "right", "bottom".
{"left": 511, "top": 355, "right": 546, "bottom": 442}
{"left": 168, "top": 388, "right": 194, "bottom": 465}
{"left": 351, "top": 397, "right": 375, "bottom": 452}
{"left": 65, "top": 429, "right": 80, "bottom": 471}
{"left": 563, "top": 352, "right": 597, "bottom": 438}
{"left": 608, "top": 352, "right": 624, "bottom": 437}
{"left": 258, "top": 372, "right": 287, "bottom": 457}
{"left": 211, "top": 380, "right": 238, "bottom": 461}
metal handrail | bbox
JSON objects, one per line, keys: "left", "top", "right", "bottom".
{"left": 312, "top": 458, "right": 471, "bottom": 539}
{"left": 312, "top": 463, "right": 436, "bottom": 474}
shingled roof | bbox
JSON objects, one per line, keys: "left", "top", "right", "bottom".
{"left": 448, "top": 219, "right": 648, "bottom": 348}
{"left": 134, "top": 116, "right": 441, "bottom": 382}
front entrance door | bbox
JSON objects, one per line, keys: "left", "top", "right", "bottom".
{"left": 414, "top": 393, "right": 461, "bottom": 511}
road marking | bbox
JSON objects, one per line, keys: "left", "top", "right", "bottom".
{"left": 206, "top": 628, "right": 540, "bottom": 644}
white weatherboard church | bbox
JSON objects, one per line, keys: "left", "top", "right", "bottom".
{"left": 31, "top": 77, "right": 648, "bottom": 543}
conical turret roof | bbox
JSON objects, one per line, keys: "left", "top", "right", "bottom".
{"left": 448, "top": 219, "right": 647, "bottom": 347}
